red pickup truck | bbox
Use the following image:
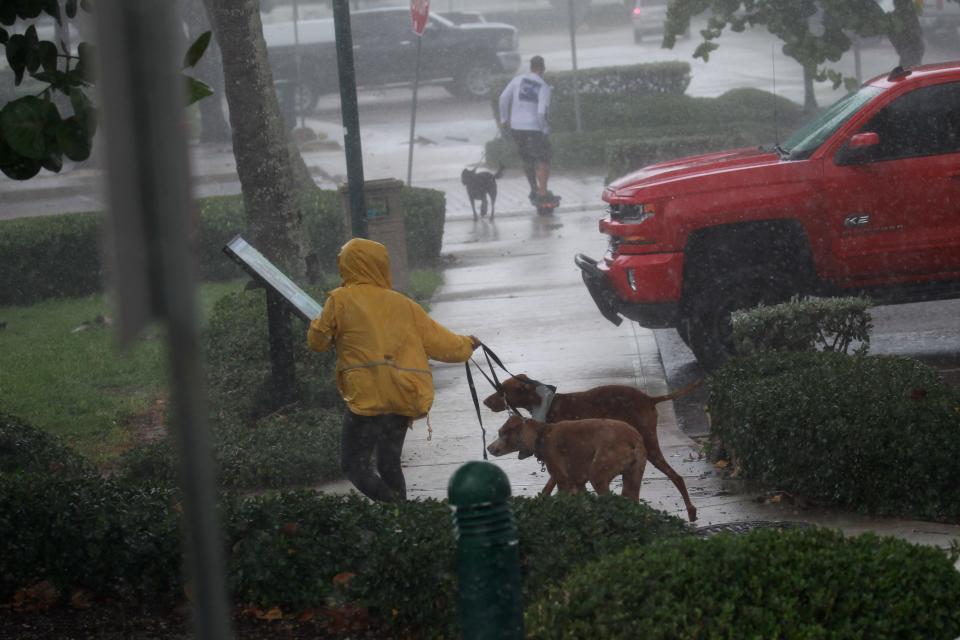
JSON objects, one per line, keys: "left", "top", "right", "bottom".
{"left": 576, "top": 63, "right": 960, "bottom": 369}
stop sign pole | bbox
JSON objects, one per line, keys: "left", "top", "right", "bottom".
{"left": 406, "top": 0, "right": 429, "bottom": 186}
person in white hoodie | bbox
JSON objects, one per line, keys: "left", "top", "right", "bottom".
{"left": 498, "top": 55, "right": 557, "bottom": 205}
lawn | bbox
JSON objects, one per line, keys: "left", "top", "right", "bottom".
{"left": 0, "top": 270, "right": 442, "bottom": 465}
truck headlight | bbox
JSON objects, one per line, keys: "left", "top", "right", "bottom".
{"left": 609, "top": 203, "right": 655, "bottom": 223}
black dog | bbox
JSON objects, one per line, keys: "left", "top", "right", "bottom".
{"left": 461, "top": 164, "right": 504, "bottom": 220}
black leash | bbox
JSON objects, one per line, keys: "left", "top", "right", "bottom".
{"left": 465, "top": 343, "right": 519, "bottom": 460}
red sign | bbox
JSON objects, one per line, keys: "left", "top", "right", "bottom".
{"left": 410, "top": 0, "right": 430, "bottom": 36}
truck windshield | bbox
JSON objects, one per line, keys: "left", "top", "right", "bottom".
{"left": 782, "top": 85, "right": 883, "bottom": 159}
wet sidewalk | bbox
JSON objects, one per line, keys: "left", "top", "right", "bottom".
{"left": 319, "top": 210, "right": 960, "bottom": 563}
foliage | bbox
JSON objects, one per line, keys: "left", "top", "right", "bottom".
{"left": 0, "top": 410, "right": 93, "bottom": 478}
{"left": 731, "top": 295, "right": 872, "bottom": 355}
{"left": 115, "top": 407, "right": 342, "bottom": 491}
{"left": 605, "top": 133, "right": 748, "bottom": 182}
{"left": 527, "top": 527, "right": 960, "bottom": 639}
{"left": 0, "top": 0, "right": 212, "bottom": 180}
{"left": 0, "top": 186, "right": 447, "bottom": 306}
{"left": 0, "top": 472, "right": 183, "bottom": 606}
{"left": 709, "top": 352, "right": 960, "bottom": 521}
{"left": 663, "top": 0, "right": 930, "bottom": 105}
{"left": 489, "top": 61, "right": 692, "bottom": 123}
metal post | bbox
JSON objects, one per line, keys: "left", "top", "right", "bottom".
{"left": 568, "top": 0, "right": 582, "bottom": 133}
{"left": 853, "top": 36, "right": 862, "bottom": 84}
{"left": 266, "top": 290, "right": 297, "bottom": 407}
{"left": 293, "top": 0, "right": 305, "bottom": 129}
{"left": 406, "top": 35, "right": 423, "bottom": 186}
{"left": 332, "top": 0, "right": 368, "bottom": 238}
{"left": 448, "top": 461, "right": 524, "bottom": 640}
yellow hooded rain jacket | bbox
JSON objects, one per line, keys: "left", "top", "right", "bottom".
{"left": 307, "top": 238, "right": 475, "bottom": 418}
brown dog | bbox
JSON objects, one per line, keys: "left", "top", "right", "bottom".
{"left": 484, "top": 375, "right": 701, "bottom": 521}
{"left": 487, "top": 415, "right": 647, "bottom": 500}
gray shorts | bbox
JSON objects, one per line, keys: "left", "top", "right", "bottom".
{"left": 511, "top": 129, "right": 551, "bottom": 163}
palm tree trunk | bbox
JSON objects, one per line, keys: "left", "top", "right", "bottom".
{"left": 203, "top": 0, "right": 316, "bottom": 279}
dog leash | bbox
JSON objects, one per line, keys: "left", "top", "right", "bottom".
{"left": 465, "top": 343, "right": 520, "bottom": 460}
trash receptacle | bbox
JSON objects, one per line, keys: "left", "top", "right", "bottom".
{"left": 339, "top": 179, "right": 410, "bottom": 292}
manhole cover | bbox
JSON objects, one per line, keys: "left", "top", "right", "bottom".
{"left": 693, "top": 520, "right": 813, "bottom": 537}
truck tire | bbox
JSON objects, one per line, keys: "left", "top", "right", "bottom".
{"left": 683, "top": 267, "right": 796, "bottom": 371}
{"left": 454, "top": 61, "right": 497, "bottom": 99}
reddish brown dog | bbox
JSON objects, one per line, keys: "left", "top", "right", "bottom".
{"left": 484, "top": 375, "right": 700, "bottom": 521}
{"left": 487, "top": 415, "right": 647, "bottom": 500}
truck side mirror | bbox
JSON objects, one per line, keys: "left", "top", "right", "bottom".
{"left": 836, "top": 131, "right": 880, "bottom": 165}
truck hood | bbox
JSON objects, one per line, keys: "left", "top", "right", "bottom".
{"left": 605, "top": 146, "right": 782, "bottom": 200}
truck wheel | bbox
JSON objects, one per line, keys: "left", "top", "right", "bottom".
{"left": 684, "top": 268, "right": 795, "bottom": 371}
{"left": 455, "top": 61, "right": 496, "bottom": 99}
{"left": 293, "top": 82, "right": 319, "bottom": 114}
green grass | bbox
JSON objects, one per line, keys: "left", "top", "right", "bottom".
{"left": 0, "top": 270, "right": 444, "bottom": 466}
{"left": 0, "top": 280, "right": 245, "bottom": 464}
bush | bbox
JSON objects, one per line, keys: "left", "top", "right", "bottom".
{"left": 0, "top": 187, "right": 447, "bottom": 307}
{"left": 732, "top": 296, "right": 873, "bottom": 356}
{"left": 489, "top": 62, "right": 692, "bottom": 124}
{"left": 0, "top": 411, "right": 94, "bottom": 479}
{"left": 527, "top": 527, "right": 960, "bottom": 639}
{"left": 226, "top": 492, "right": 687, "bottom": 636}
{"left": 116, "top": 407, "right": 342, "bottom": 490}
{"left": 0, "top": 472, "right": 183, "bottom": 606}
{"left": 605, "top": 132, "right": 749, "bottom": 183}
{"left": 709, "top": 352, "right": 960, "bottom": 521}
{"left": 0, "top": 212, "right": 102, "bottom": 306}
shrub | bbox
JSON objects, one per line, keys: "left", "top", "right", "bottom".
{"left": 202, "top": 287, "right": 339, "bottom": 423}
{"left": 709, "top": 352, "right": 960, "bottom": 521}
{"left": 526, "top": 527, "right": 960, "bottom": 639}
{"left": 0, "top": 472, "right": 183, "bottom": 606}
{"left": 732, "top": 296, "right": 873, "bottom": 356}
{"left": 0, "top": 187, "right": 446, "bottom": 306}
{"left": 226, "top": 492, "right": 687, "bottom": 637}
{"left": 0, "top": 411, "right": 93, "bottom": 479}
{"left": 605, "top": 132, "right": 748, "bottom": 182}
{"left": 116, "top": 407, "right": 342, "bottom": 490}
{"left": 489, "top": 62, "right": 692, "bottom": 123}
{"left": 0, "top": 212, "right": 102, "bottom": 306}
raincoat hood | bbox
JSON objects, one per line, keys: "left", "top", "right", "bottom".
{"left": 338, "top": 238, "right": 392, "bottom": 289}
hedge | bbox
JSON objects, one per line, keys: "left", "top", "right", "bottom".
{"left": 0, "top": 186, "right": 446, "bottom": 307}
{"left": 115, "top": 287, "right": 343, "bottom": 490}
{"left": 527, "top": 527, "right": 960, "bottom": 639}
{"left": 709, "top": 352, "right": 960, "bottom": 522}
{"left": 489, "top": 61, "right": 692, "bottom": 124}
{"left": 485, "top": 89, "right": 804, "bottom": 176}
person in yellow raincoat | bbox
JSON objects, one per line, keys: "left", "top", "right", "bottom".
{"left": 308, "top": 238, "right": 480, "bottom": 501}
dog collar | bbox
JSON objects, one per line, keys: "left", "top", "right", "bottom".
{"left": 530, "top": 383, "right": 556, "bottom": 422}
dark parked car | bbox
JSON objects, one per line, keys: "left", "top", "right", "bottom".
{"left": 264, "top": 7, "right": 521, "bottom": 111}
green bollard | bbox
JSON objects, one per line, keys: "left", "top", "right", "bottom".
{"left": 448, "top": 461, "right": 524, "bottom": 640}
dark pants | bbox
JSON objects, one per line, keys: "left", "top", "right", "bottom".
{"left": 341, "top": 411, "right": 410, "bottom": 502}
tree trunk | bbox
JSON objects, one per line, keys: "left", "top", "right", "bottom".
{"left": 802, "top": 64, "right": 818, "bottom": 115}
{"left": 203, "top": 0, "right": 315, "bottom": 279}
{"left": 182, "top": 0, "right": 232, "bottom": 144}
{"left": 888, "top": 0, "right": 925, "bottom": 67}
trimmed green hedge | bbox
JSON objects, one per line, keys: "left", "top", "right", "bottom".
{"left": 527, "top": 527, "right": 960, "bottom": 639}
{"left": 605, "top": 133, "right": 749, "bottom": 183}
{"left": 709, "top": 352, "right": 960, "bottom": 521}
{"left": 0, "top": 186, "right": 446, "bottom": 307}
{"left": 0, "top": 411, "right": 93, "bottom": 479}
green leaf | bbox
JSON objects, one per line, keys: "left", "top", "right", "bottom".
{"left": 0, "top": 136, "right": 42, "bottom": 179}
{"left": 38, "top": 40, "right": 57, "bottom": 72}
{"left": 56, "top": 115, "right": 91, "bottom": 161}
{"left": 76, "top": 41, "right": 94, "bottom": 80}
{"left": 184, "top": 76, "right": 214, "bottom": 106}
{"left": 6, "top": 33, "right": 27, "bottom": 84}
{"left": 0, "top": 27, "right": 8, "bottom": 45}
{"left": 43, "top": 0, "right": 60, "bottom": 22}
{"left": 41, "top": 151, "right": 63, "bottom": 173}
{"left": 65, "top": 0, "right": 77, "bottom": 18}
{"left": 183, "top": 30, "right": 211, "bottom": 69}
{"left": 0, "top": 2, "right": 17, "bottom": 26}
{"left": 0, "top": 96, "right": 55, "bottom": 159}
{"left": 16, "top": 0, "right": 44, "bottom": 19}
